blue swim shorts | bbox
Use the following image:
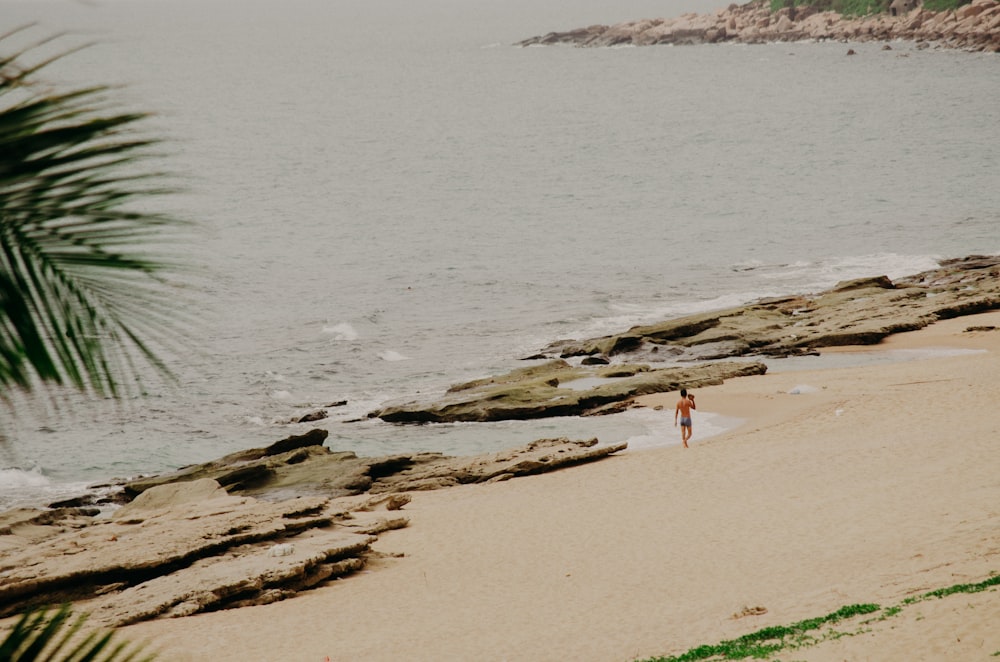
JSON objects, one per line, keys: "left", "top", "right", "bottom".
{"left": 679, "top": 416, "right": 692, "bottom": 427}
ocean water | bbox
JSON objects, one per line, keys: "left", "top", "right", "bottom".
{"left": 2, "top": 0, "right": 999, "bottom": 509}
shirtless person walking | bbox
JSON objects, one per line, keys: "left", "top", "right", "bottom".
{"left": 674, "top": 388, "right": 696, "bottom": 448}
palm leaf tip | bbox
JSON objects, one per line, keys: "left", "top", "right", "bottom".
{"left": 0, "top": 604, "right": 156, "bottom": 661}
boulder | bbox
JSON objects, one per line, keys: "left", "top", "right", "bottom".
{"left": 113, "top": 478, "right": 229, "bottom": 519}
{"left": 265, "top": 427, "right": 328, "bottom": 455}
{"left": 123, "top": 431, "right": 331, "bottom": 497}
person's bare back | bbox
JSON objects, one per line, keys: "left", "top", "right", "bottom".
{"left": 674, "top": 388, "right": 696, "bottom": 448}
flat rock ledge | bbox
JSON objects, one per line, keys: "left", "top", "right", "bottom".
{"left": 517, "top": 0, "right": 1000, "bottom": 51}
{"left": 371, "top": 255, "right": 1000, "bottom": 425}
{"left": 0, "top": 434, "right": 623, "bottom": 627}
{"left": 372, "top": 360, "right": 769, "bottom": 423}
{"left": 538, "top": 255, "right": 1000, "bottom": 362}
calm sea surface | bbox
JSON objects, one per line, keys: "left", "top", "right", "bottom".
{"left": 2, "top": 0, "right": 998, "bottom": 508}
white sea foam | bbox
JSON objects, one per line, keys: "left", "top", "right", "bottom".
{"left": 322, "top": 322, "right": 359, "bottom": 341}
{"left": 0, "top": 467, "right": 95, "bottom": 511}
{"left": 758, "top": 253, "right": 943, "bottom": 291}
{"left": 0, "top": 466, "right": 51, "bottom": 489}
{"left": 379, "top": 350, "right": 411, "bottom": 362}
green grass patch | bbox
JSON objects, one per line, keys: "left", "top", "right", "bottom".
{"left": 639, "top": 604, "right": 879, "bottom": 662}
{"left": 768, "top": 0, "right": 890, "bottom": 15}
{"left": 922, "top": 0, "right": 972, "bottom": 10}
{"left": 878, "top": 605, "right": 902, "bottom": 619}
{"left": 637, "top": 572, "right": 998, "bottom": 662}
{"left": 922, "top": 573, "right": 1000, "bottom": 600}
{"left": 835, "top": 0, "right": 890, "bottom": 16}
{"left": 768, "top": 0, "right": 969, "bottom": 15}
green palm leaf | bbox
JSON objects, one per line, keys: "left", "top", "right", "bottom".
{"left": 0, "top": 26, "right": 196, "bottom": 401}
{"left": 0, "top": 604, "right": 155, "bottom": 661}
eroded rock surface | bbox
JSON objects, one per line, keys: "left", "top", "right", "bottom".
{"left": 371, "top": 360, "right": 768, "bottom": 423}
{"left": 536, "top": 256, "right": 1000, "bottom": 363}
{"left": 0, "top": 437, "right": 625, "bottom": 626}
{"left": 369, "top": 256, "right": 999, "bottom": 425}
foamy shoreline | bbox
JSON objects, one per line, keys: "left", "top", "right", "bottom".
{"left": 102, "top": 310, "right": 1000, "bottom": 661}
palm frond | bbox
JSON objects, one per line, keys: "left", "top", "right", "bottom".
{"left": 0, "top": 27, "right": 197, "bottom": 400}
{"left": 0, "top": 604, "right": 155, "bottom": 661}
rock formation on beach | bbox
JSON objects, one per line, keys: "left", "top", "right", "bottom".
{"left": 541, "top": 255, "right": 1000, "bottom": 359}
{"left": 121, "top": 429, "right": 627, "bottom": 499}
{"left": 371, "top": 360, "right": 769, "bottom": 423}
{"left": 517, "top": 0, "right": 1000, "bottom": 51}
{"left": 0, "top": 433, "right": 625, "bottom": 627}
{"left": 371, "top": 255, "right": 1000, "bottom": 424}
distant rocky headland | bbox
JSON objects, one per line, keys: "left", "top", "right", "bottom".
{"left": 517, "top": 0, "right": 1000, "bottom": 51}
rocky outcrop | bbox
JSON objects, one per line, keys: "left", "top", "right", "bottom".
{"left": 368, "top": 436, "right": 628, "bottom": 492}
{"left": 537, "top": 255, "right": 1000, "bottom": 362}
{"left": 517, "top": 0, "right": 1000, "bottom": 51}
{"left": 121, "top": 430, "right": 627, "bottom": 498}
{"left": 371, "top": 360, "right": 768, "bottom": 423}
{"left": 371, "top": 255, "right": 999, "bottom": 425}
{"left": 0, "top": 437, "right": 626, "bottom": 626}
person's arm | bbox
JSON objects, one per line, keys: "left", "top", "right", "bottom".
{"left": 674, "top": 401, "right": 680, "bottom": 426}
{"left": 688, "top": 394, "right": 696, "bottom": 410}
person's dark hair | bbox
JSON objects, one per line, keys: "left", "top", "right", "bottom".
{"left": 680, "top": 388, "right": 687, "bottom": 397}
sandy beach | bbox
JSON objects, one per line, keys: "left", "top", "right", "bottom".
{"left": 113, "top": 311, "right": 1000, "bottom": 661}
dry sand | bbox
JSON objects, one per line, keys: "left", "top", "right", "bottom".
{"left": 118, "top": 312, "right": 1000, "bottom": 662}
